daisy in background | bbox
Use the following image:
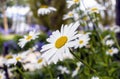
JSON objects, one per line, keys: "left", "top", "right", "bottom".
{"left": 24, "top": 57, "right": 47, "bottom": 71}
{"left": 74, "top": 33, "right": 90, "bottom": 49}
{"left": 57, "top": 66, "right": 70, "bottom": 74}
{"left": 18, "top": 30, "right": 40, "bottom": 48}
{"left": 87, "top": 5, "right": 105, "bottom": 14}
{"left": 38, "top": 5, "right": 56, "bottom": 15}
{"left": 41, "top": 22, "right": 80, "bottom": 64}
{"left": 104, "top": 25, "right": 120, "bottom": 33}
{"left": 4, "top": 51, "right": 29, "bottom": 66}
{"left": 72, "top": 62, "right": 83, "bottom": 77}
{"left": 106, "top": 47, "right": 119, "bottom": 56}
{"left": 34, "top": 57, "right": 47, "bottom": 69}
{"left": 105, "top": 39, "right": 114, "bottom": 46}
{"left": 66, "top": 0, "right": 80, "bottom": 8}
{"left": 91, "top": 76, "right": 99, "bottom": 79}
{"left": 23, "top": 52, "right": 47, "bottom": 70}
{"left": 63, "top": 10, "right": 79, "bottom": 20}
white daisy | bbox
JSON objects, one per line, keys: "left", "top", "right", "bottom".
{"left": 37, "top": 5, "right": 56, "bottom": 15}
{"left": 72, "top": 62, "right": 82, "bottom": 77}
{"left": 88, "top": 5, "right": 105, "bottom": 14}
{"left": 105, "top": 39, "right": 114, "bottom": 46}
{"left": 34, "top": 57, "right": 47, "bottom": 69}
{"left": 67, "top": 0, "right": 80, "bottom": 8}
{"left": 18, "top": 30, "right": 40, "bottom": 48}
{"left": 105, "top": 25, "right": 120, "bottom": 33}
{"left": 106, "top": 47, "right": 119, "bottom": 56}
{"left": 74, "top": 33, "right": 90, "bottom": 48}
{"left": 24, "top": 57, "right": 47, "bottom": 71}
{"left": 41, "top": 22, "right": 80, "bottom": 64}
{"left": 4, "top": 52, "right": 28, "bottom": 65}
{"left": 63, "top": 11, "right": 78, "bottom": 20}
{"left": 91, "top": 76, "right": 99, "bottom": 79}
{"left": 57, "top": 66, "right": 70, "bottom": 74}
{"left": 63, "top": 11, "right": 74, "bottom": 20}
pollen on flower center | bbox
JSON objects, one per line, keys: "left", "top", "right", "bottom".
{"left": 40, "top": 5, "right": 48, "bottom": 8}
{"left": 79, "top": 40, "right": 84, "bottom": 44}
{"left": 108, "top": 49, "right": 113, "bottom": 53}
{"left": 82, "top": 16, "right": 88, "bottom": 21}
{"left": 16, "top": 57, "right": 22, "bottom": 61}
{"left": 73, "top": 0, "right": 80, "bottom": 3}
{"left": 5, "top": 55, "right": 13, "bottom": 59}
{"left": 91, "top": 7, "right": 98, "bottom": 12}
{"left": 37, "top": 58, "right": 43, "bottom": 64}
{"left": 68, "top": 13, "right": 73, "bottom": 17}
{"left": 55, "top": 36, "right": 68, "bottom": 49}
{"left": 26, "top": 35, "right": 32, "bottom": 41}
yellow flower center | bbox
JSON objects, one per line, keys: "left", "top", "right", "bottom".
{"left": 91, "top": 7, "right": 98, "bottom": 12}
{"left": 0, "top": 75, "right": 2, "bottom": 78}
{"left": 5, "top": 55, "right": 13, "bottom": 59}
{"left": 73, "top": 0, "right": 80, "bottom": 3}
{"left": 16, "top": 56, "right": 22, "bottom": 61}
{"left": 68, "top": 13, "right": 73, "bottom": 17}
{"left": 40, "top": 5, "right": 48, "bottom": 8}
{"left": 26, "top": 35, "right": 32, "bottom": 41}
{"left": 79, "top": 40, "right": 84, "bottom": 44}
{"left": 55, "top": 36, "right": 68, "bottom": 49}
{"left": 108, "top": 49, "right": 113, "bottom": 53}
{"left": 82, "top": 16, "right": 88, "bottom": 21}
{"left": 37, "top": 58, "right": 43, "bottom": 64}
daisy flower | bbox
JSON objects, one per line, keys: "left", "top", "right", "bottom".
{"left": 63, "top": 11, "right": 78, "bottom": 20}
{"left": 74, "top": 33, "right": 90, "bottom": 49}
{"left": 57, "top": 66, "right": 70, "bottom": 74}
{"left": 105, "top": 39, "right": 114, "bottom": 46}
{"left": 18, "top": 30, "right": 40, "bottom": 48}
{"left": 63, "top": 11, "right": 74, "bottom": 20}
{"left": 67, "top": 0, "right": 80, "bottom": 8}
{"left": 34, "top": 57, "right": 47, "bottom": 69}
{"left": 4, "top": 52, "right": 28, "bottom": 65}
{"left": 24, "top": 57, "right": 47, "bottom": 71}
{"left": 37, "top": 5, "right": 56, "bottom": 15}
{"left": 41, "top": 22, "right": 80, "bottom": 64}
{"left": 106, "top": 47, "right": 119, "bottom": 56}
{"left": 91, "top": 76, "right": 99, "bottom": 79}
{"left": 105, "top": 25, "right": 120, "bottom": 33}
{"left": 87, "top": 5, "right": 105, "bottom": 14}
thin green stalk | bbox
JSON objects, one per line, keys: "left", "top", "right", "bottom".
{"left": 64, "top": 61, "right": 71, "bottom": 71}
{"left": 112, "top": 32, "right": 120, "bottom": 50}
{"left": 16, "top": 67, "right": 29, "bottom": 79}
{"left": 45, "top": 66, "right": 53, "bottom": 79}
{"left": 69, "top": 49, "right": 96, "bottom": 73}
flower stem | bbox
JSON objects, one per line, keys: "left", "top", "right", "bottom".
{"left": 70, "top": 49, "right": 96, "bottom": 73}
{"left": 45, "top": 66, "right": 53, "bottom": 79}
{"left": 112, "top": 32, "right": 120, "bottom": 50}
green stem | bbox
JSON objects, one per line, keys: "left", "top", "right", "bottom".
{"left": 112, "top": 32, "right": 120, "bottom": 50}
{"left": 45, "top": 66, "right": 53, "bottom": 79}
{"left": 70, "top": 49, "right": 96, "bottom": 73}
{"left": 16, "top": 67, "right": 29, "bottom": 79}
{"left": 64, "top": 61, "right": 71, "bottom": 70}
